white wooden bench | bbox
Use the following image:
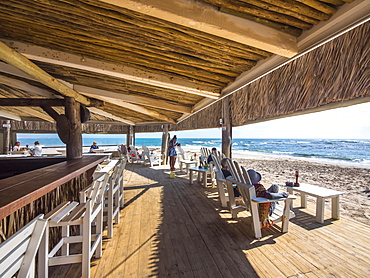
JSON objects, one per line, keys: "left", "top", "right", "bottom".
{"left": 283, "top": 183, "right": 344, "bottom": 223}
{"left": 0, "top": 214, "right": 47, "bottom": 278}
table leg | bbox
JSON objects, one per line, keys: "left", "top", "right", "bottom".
{"left": 287, "top": 187, "right": 294, "bottom": 209}
{"left": 301, "top": 193, "right": 307, "bottom": 208}
{"left": 189, "top": 170, "right": 193, "bottom": 184}
{"left": 180, "top": 162, "right": 183, "bottom": 172}
{"left": 332, "top": 196, "right": 340, "bottom": 220}
{"left": 316, "top": 197, "right": 325, "bottom": 223}
{"left": 197, "top": 172, "right": 201, "bottom": 183}
{"left": 203, "top": 172, "right": 207, "bottom": 188}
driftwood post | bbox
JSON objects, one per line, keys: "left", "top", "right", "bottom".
{"left": 222, "top": 97, "right": 232, "bottom": 158}
{"left": 161, "top": 124, "right": 169, "bottom": 165}
{"left": 2, "top": 120, "right": 11, "bottom": 154}
{"left": 126, "top": 125, "right": 134, "bottom": 147}
{"left": 65, "top": 97, "right": 82, "bottom": 160}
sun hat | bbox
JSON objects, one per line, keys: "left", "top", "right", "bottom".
{"left": 247, "top": 169, "right": 261, "bottom": 183}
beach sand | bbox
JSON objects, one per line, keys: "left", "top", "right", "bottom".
{"left": 230, "top": 153, "right": 370, "bottom": 226}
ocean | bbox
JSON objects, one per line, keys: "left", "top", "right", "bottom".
{"left": 16, "top": 134, "right": 370, "bottom": 168}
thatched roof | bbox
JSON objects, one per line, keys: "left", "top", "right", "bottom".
{"left": 0, "top": 0, "right": 368, "bottom": 129}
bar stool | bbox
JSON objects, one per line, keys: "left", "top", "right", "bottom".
{"left": 38, "top": 172, "right": 109, "bottom": 278}
{"left": 0, "top": 214, "right": 47, "bottom": 278}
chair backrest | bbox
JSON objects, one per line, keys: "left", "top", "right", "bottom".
{"left": 175, "top": 146, "right": 186, "bottom": 160}
{"left": 200, "top": 147, "right": 210, "bottom": 158}
{"left": 226, "top": 166, "right": 255, "bottom": 210}
{"left": 118, "top": 144, "right": 130, "bottom": 161}
{"left": 88, "top": 172, "right": 110, "bottom": 208}
{"left": 0, "top": 214, "right": 47, "bottom": 278}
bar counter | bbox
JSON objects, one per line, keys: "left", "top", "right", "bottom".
{"left": 0, "top": 155, "right": 106, "bottom": 220}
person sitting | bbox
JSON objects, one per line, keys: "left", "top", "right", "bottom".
{"left": 12, "top": 141, "right": 21, "bottom": 151}
{"left": 89, "top": 141, "right": 99, "bottom": 153}
{"left": 32, "top": 141, "right": 42, "bottom": 157}
{"left": 247, "top": 169, "right": 289, "bottom": 229}
{"left": 135, "top": 148, "right": 142, "bottom": 159}
{"left": 207, "top": 147, "right": 217, "bottom": 164}
{"left": 220, "top": 158, "right": 241, "bottom": 197}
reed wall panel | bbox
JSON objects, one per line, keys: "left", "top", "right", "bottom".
{"left": 231, "top": 22, "right": 370, "bottom": 127}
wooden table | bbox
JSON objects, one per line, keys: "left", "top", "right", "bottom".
{"left": 188, "top": 166, "right": 211, "bottom": 188}
{"left": 283, "top": 183, "right": 344, "bottom": 223}
{"left": 179, "top": 159, "right": 197, "bottom": 173}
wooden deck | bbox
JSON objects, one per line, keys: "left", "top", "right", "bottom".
{"left": 50, "top": 163, "right": 370, "bottom": 277}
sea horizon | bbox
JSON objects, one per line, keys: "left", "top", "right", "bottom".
{"left": 16, "top": 134, "right": 370, "bottom": 168}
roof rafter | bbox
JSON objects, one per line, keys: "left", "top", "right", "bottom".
{"left": 74, "top": 85, "right": 191, "bottom": 114}
{"left": 98, "top": 0, "right": 298, "bottom": 58}
{"left": 83, "top": 93, "right": 176, "bottom": 124}
{"left": 0, "top": 41, "right": 98, "bottom": 106}
{"left": 0, "top": 109, "right": 21, "bottom": 121}
{"left": 2, "top": 40, "right": 220, "bottom": 99}
{"left": 13, "top": 107, "right": 54, "bottom": 122}
{"left": 0, "top": 74, "right": 62, "bottom": 99}
{"left": 88, "top": 107, "right": 135, "bottom": 125}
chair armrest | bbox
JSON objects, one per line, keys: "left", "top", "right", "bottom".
{"left": 252, "top": 195, "right": 296, "bottom": 203}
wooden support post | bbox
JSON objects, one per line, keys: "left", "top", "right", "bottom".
{"left": 126, "top": 125, "right": 134, "bottom": 147}
{"left": 65, "top": 97, "right": 82, "bottom": 160}
{"left": 2, "top": 120, "right": 11, "bottom": 154}
{"left": 221, "top": 97, "right": 232, "bottom": 158}
{"left": 161, "top": 125, "right": 169, "bottom": 165}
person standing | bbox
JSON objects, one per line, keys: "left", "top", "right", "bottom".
{"left": 33, "top": 141, "right": 42, "bottom": 156}
{"left": 169, "top": 135, "right": 180, "bottom": 171}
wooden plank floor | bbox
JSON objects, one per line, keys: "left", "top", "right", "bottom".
{"left": 50, "top": 163, "right": 370, "bottom": 278}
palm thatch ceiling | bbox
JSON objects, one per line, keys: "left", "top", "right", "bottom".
{"left": 0, "top": 0, "right": 368, "bottom": 126}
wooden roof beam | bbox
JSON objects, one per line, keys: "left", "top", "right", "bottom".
{"left": 82, "top": 92, "right": 177, "bottom": 124}
{"left": 99, "top": 0, "right": 298, "bottom": 58}
{"left": 74, "top": 85, "right": 192, "bottom": 114}
{"left": 0, "top": 41, "right": 101, "bottom": 106}
{"left": 88, "top": 108, "right": 135, "bottom": 125}
{"left": 1, "top": 40, "right": 220, "bottom": 99}
{"left": 0, "top": 74, "right": 62, "bottom": 99}
{"left": 0, "top": 109, "right": 21, "bottom": 121}
{"left": 13, "top": 107, "right": 54, "bottom": 122}
{"left": 0, "top": 99, "right": 65, "bottom": 106}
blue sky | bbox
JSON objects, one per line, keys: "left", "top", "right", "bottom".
{"left": 136, "top": 102, "right": 370, "bottom": 139}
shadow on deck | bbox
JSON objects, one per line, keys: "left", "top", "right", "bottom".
{"left": 50, "top": 163, "right": 370, "bottom": 277}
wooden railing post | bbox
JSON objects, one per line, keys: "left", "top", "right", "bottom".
{"left": 161, "top": 124, "right": 169, "bottom": 165}
{"left": 2, "top": 120, "right": 11, "bottom": 154}
{"left": 222, "top": 97, "right": 232, "bottom": 158}
{"left": 126, "top": 125, "right": 134, "bottom": 147}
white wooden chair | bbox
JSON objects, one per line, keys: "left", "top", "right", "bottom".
{"left": 129, "top": 145, "right": 145, "bottom": 164}
{"left": 142, "top": 145, "right": 161, "bottom": 167}
{"left": 0, "top": 214, "right": 47, "bottom": 278}
{"left": 226, "top": 166, "right": 296, "bottom": 239}
{"left": 176, "top": 146, "right": 197, "bottom": 173}
{"left": 39, "top": 172, "right": 110, "bottom": 278}
{"left": 80, "top": 159, "right": 126, "bottom": 239}
{"left": 212, "top": 154, "right": 230, "bottom": 208}
{"left": 118, "top": 144, "right": 130, "bottom": 161}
